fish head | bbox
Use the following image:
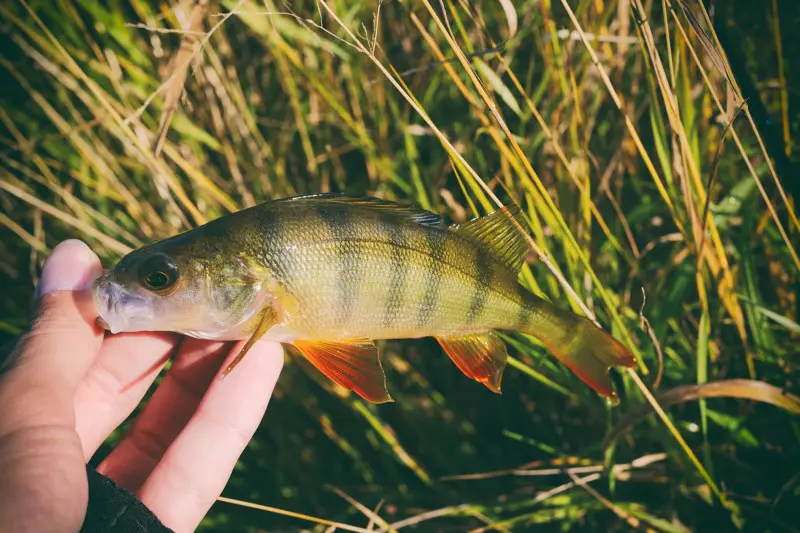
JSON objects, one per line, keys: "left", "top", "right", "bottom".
{"left": 92, "top": 236, "right": 267, "bottom": 339}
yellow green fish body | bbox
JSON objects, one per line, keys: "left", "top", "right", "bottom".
{"left": 93, "top": 194, "right": 635, "bottom": 403}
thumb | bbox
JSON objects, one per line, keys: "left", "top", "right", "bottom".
{"left": 0, "top": 239, "right": 104, "bottom": 433}
{"left": 0, "top": 239, "right": 103, "bottom": 533}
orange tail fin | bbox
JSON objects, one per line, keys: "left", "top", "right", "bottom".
{"left": 523, "top": 301, "right": 636, "bottom": 399}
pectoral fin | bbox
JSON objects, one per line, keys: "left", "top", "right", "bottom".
{"left": 220, "top": 306, "right": 278, "bottom": 378}
{"left": 293, "top": 338, "right": 393, "bottom": 403}
{"left": 436, "top": 333, "right": 508, "bottom": 393}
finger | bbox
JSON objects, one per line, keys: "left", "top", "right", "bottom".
{"left": 0, "top": 239, "right": 103, "bottom": 435}
{"left": 137, "top": 340, "right": 283, "bottom": 533}
{"left": 74, "top": 331, "right": 180, "bottom": 460}
{"left": 96, "top": 339, "right": 233, "bottom": 491}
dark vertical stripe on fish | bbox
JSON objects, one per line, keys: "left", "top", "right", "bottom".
{"left": 380, "top": 214, "right": 405, "bottom": 329}
{"left": 467, "top": 246, "right": 493, "bottom": 324}
{"left": 515, "top": 297, "right": 535, "bottom": 330}
{"left": 259, "top": 204, "right": 287, "bottom": 282}
{"left": 315, "top": 204, "right": 358, "bottom": 326}
{"left": 417, "top": 228, "right": 446, "bottom": 327}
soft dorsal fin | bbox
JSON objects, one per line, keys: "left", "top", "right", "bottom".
{"left": 274, "top": 193, "right": 442, "bottom": 227}
{"left": 451, "top": 205, "right": 529, "bottom": 272}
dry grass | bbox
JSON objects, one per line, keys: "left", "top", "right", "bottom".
{"left": 1, "top": 0, "right": 798, "bottom": 531}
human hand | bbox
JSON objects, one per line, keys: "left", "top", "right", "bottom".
{"left": 0, "top": 240, "right": 284, "bottom": 533}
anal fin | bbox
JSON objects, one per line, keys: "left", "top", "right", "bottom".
{"left": 436, "top": 333, "right": 508, "bottom": 393}
{"left": 293, "top": 338, "right": 393, "bottom": 404}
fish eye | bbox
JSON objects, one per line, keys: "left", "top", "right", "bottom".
{"left": 138, "top": 253, "right": 179, "bottom": 292}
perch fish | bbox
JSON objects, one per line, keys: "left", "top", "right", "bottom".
{"left": 93, "top": 194, "right": 636, "bottom": 402}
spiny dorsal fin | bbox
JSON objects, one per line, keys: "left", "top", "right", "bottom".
{"left": 274, "top": 193, "right": 442, "bottom": 227}
{"left": 451, "top": 205, "right": 529, "bottom": 272}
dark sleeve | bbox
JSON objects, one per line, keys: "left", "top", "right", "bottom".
{"left": 81, "top": 466, "right": 174, "bottom": 533}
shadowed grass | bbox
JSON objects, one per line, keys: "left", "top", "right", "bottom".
{"left": 1, "top": 0, "right": 798, "bottom": 531}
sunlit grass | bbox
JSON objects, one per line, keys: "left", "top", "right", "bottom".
{"left": 1, "top": 0, "right": 798, "bottom": 531}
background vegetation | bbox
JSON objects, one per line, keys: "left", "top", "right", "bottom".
{"left": 1, "top": 0, "right": 799, "bottom": 531}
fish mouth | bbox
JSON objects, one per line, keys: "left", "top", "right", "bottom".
{"left": 92, "top": 274, "right": 150, "bottom": 334}
{"left": 96, "top": 315, "right": 111, "bottom": 330}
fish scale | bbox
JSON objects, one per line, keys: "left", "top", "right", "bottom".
{"left": 92, "top": 194, "right": 636, "bottom": 404}
{"left": 261, "top": 202, "right": 518, "bottom": 341}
